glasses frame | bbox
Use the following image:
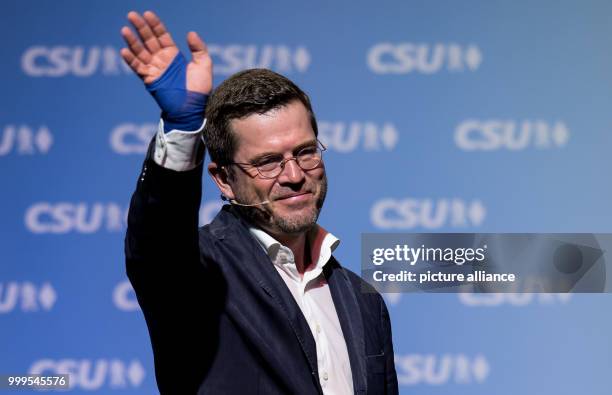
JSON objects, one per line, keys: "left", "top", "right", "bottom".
{"left": 226, "top": 139, "right": 327, "bottom": 179}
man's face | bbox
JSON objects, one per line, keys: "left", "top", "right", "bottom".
{"left": 226, "top": 100, "right": 327, "bottom": 237}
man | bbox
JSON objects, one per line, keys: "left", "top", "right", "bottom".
{"left": 122, "top": 10, "right": 398, "bottom": 395}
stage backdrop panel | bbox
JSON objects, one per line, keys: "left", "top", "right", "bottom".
{"left": 1, "top": 1, "right": 612, "bottom": 393}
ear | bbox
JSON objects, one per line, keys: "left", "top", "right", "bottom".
{"left": 208, "top": 162, "right": 236, "bottom": 200}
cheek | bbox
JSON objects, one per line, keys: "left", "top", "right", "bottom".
{"left": 250, "top": 179, "right": 276, "bottom": 198}
{"left": 307, "top": 168, "right": 326, "bottom": 186}
{"left": 230, "top": 178, "right": 254, "bottom": 199}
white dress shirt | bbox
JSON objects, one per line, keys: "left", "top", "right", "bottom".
{"left": 153, "top": 122, "right": 354, "bottom": 394}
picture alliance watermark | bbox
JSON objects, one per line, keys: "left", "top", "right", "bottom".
{"left": 370, "top": 243, "right": 516, "bottom": 285}
{"left": 361, "top": 233, "right": 610, "bottom": 293}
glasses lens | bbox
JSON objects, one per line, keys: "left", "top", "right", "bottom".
{"left": 257, "top": 164, "right": 280, "bottom": 178}
{"left": 297, "top": 147, "right": 322, "bottom": 170}
{"left": 255, "top": 146, "right": 323, "bottom": 178}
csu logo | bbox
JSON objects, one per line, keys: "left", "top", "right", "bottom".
{"left": 113, "top": 280, "right": 139, "bottom": 312}
{"left": 29, "top": 359, "right": 145, "bottom": 390}
{"left": 21, "top": 46, "right": 130, "bottom": 77}
{"left": 25, "top": 202, "right": 126, "bottom": 234}
{"left": 371, "top": 198, "right": 486, "bottom": 230}
{"left": 395, "top": 354, "right": 489, "bottom": 385}
{"left": 367, "top": 43, "right": 482, "bottom": 74}
{"left": 318, "top": 121, "right": 399, "bottom": 152}
{"left": 110, "top": 123, "right": 157, "bottom": 154}
{"left": 209, "top": 45, "right": 310, "bottom": 75}
{"left": 455, "top": 120, "right": 570, "bottom": 151}
{"left": 0, "top": 282, "right": 56, "bottom": 313}
{"left": 0, "top": 125, "right": 52, "bottom": 156}
{"left": 21, "top": 45, "right": 309, "bottom": 77}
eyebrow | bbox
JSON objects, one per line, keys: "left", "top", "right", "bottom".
{"left": 247, "top": 139, "right": 318, "bottom": 163}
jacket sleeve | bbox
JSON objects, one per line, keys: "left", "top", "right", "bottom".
{"left": 124, "top": 140, "right": 209, "bottom": 393}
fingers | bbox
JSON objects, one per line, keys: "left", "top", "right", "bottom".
{"left": 142, "top": 11, "right": 176, "bottom": 48}
{"left": 120, "top": 47, "right": 148, "bottom": 78}
{"left": 120, "top": 26, "right": 151, "bottom": 64}
{"left": 187, "top": 31, "right": 209, "bottom": 64}
{"left": 126, "top": 11, "right": 162, "bottom": 54}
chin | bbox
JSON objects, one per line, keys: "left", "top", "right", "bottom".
{"left": 273, "top": 199, "right": 317, "bottom": 217}
{"left": 271, "top": 206, "right": 320, "bottom": 235}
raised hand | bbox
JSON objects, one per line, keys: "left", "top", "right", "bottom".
{"left": 121, "top": 11, "right": 212, "bottom": 132}
{"left": 120, "top": 11, "right": 212, "bottom": 94}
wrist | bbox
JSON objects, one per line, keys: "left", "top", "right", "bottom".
{"left": 161, "top": 91, "right": 207, "bottom": 132}
{"left": 146, "top": 53, "right": 208, "bottom": 133}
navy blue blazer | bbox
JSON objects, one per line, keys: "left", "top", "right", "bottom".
{"left": 125, "top": 153, "right": 398, "bottom": 394}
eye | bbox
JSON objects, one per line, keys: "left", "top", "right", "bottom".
{"left": 254, "top": 155, "right": 282, "bottom": 168}
{"left": 297, "top": 146, "right": 318, "bottom": 157}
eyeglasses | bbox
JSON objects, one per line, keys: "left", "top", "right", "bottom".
{"left": 228, "top": 140, "right": 327, "bottom": 179}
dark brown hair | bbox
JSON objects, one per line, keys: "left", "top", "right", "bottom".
{"left": 203, "top": 68, "right": 318, "bottom": 165}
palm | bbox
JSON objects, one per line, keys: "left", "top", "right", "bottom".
{"left": 120, "top": 11, "right": 212, "bottom": 94}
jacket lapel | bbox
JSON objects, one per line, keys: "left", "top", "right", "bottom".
{"left": 248, "top": 234, "right": 321, "bottom": 374}
{"left": 325, "top": 259, "right": 367, "bottom": 394}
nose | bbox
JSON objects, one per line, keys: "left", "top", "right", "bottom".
{"left": 278, "top": 158, "right": 305, "bottom": 184}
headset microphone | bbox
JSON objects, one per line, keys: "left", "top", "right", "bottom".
{"left": 220, "top": 195, "right": 270, "bottom": 207}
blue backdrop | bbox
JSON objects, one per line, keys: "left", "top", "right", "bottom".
{"left": 2, "top": 0, "right": 612, "bottom": 393}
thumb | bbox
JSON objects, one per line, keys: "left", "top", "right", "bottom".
{"left": 186, "top": 31, "right": 208, "bottom": 63}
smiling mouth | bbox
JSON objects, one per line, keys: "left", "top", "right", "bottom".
{"left": 275, "top": 192, "right": 312, "bottom": 202}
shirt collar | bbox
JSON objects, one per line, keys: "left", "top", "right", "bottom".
{"left": 249, "top": 225, "right": 340, "bottom": 273}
